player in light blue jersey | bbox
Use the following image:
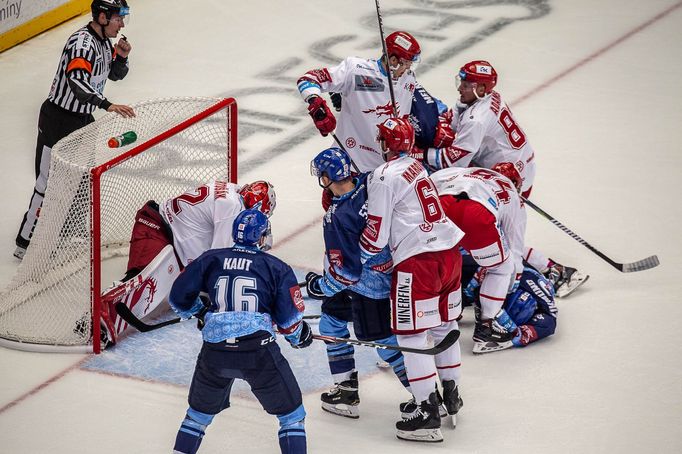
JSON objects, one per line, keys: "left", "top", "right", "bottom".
{"left": 305, "top": 147, "right": 410, "bottom": 419}
{"left": 169, "top": 209, "right": 313, "bottom": 454}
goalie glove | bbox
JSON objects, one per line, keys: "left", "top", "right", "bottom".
{"left": 305, "top": 272, "right": 326, "bottom": 300}
{"left": 433, "top": 109, "right": 455, "bottom": 148}
{"left": 307, "top": 96, "right": 336, "bottom": 137}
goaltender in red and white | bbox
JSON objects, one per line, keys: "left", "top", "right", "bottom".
{"left": 359, "top": 116, "right": 463, "bottom": 442}
{"left": 100, "top": 180, "right": 276, "bottom": 344}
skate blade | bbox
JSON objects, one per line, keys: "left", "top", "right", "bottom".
{"left": 396, "top": 428, "right": 443, "bottom": 442}
{"left": 448, "top": 413, "right": 457, "bottom": 429}
{"left": 472, "top": 340, "right": 513, "bottom": 354}
{"left": 321, "top": 402, "right": 359, "bottom": 419}
{"left": 556, "top": 273, "right": 590, "bottom": 298}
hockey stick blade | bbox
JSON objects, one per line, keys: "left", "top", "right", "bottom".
{"left": 620, "top": 255, "right": 660, "bottom": 273}
{"left": 313, "top": 329, "right": 460, "bottom": 355}
{"left": 523, "top": 197, "right": 660, "bottom": 273}
{"left": 114, "top": 302, "right": 180, "bottom": 332}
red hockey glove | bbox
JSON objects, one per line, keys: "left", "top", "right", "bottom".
{"left": 433, "top": 109, "right": 455, "bottom": 148}
{"left": 307, "top": 96, "right": 336, "bottom": 137}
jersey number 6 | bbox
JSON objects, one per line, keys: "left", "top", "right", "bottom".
{"left": 415, "top": 178, "right": 444, "bottom": 223}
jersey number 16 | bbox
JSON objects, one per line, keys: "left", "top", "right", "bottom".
{"left": 214, "top": 276, "right": 259, "bottom": 312}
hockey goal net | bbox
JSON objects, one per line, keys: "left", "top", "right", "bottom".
{"left": 0, "top": 97, "right": 237, "bottom": 353}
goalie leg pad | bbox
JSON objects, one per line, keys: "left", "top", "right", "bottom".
{"left": 126, "top": 200, "right": 174, "bottom": 274}
{"left": 103, "top": 244, "right": 181, "bottom": 336}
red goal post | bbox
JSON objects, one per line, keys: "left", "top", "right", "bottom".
{"left": 0, "top": 97, "right": 237, "bottom": 353}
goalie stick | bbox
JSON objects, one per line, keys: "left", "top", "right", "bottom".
{"left": 115, "top": 302, "right": 321, "bottom": 333}
{"left": 522, "top": 197, "right": 660, "bottom": 273}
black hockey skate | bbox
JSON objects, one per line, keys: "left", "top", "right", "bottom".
{"left": 399, "top": 388, "right": 447, "bottom": 419}
{"left": 546, "top": 262, "right": 589, "bottom": 298}
{"left": 320, "top": 371, "right": 360, "bottom": 419}
{"left": 395, "top": 391, "right": 443, "bottom": 442}
{"left": 441, "top": 380, "right": 463, "bottom": 428}
{"left": 472, "top": 310, "right": 518, "bottom": 354}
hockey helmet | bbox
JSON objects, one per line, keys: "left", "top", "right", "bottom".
{"left": 239, "top": 181, "right": 276, "bottom": 217}
{"left": 232, "top": 209, "right": 270, "bottom": 248}
{"left": 491, "top": 162, "right": 522, "bottom": 192}
{"left": 310, "top": 147, "right": 353, "bottom": 188}
{"left": 376, "top": 116, "right": 415, "bottom": 155}
{"left": 91, "top": 0, "right": 129, "bottom": 20}
{"left": 457, "top": 60, "right": 498, "bottom": 94}
{"left": 385, "top": 31, "right": 421, "bottom": 63}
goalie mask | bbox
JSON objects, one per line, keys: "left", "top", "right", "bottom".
{"left": 239, "top": 181, "right": 276, "bottom": 217}
{"left": 456, "top": 60, "right": 498, "bottom": 96}
{"left": 232, "top": 209, "right": 270, "bottom": 249}
{"left": 376, "top": 116, "right": 415, "bottom": 156}
{"left": 310, "top": 147, "right": 352, "bottom": 189}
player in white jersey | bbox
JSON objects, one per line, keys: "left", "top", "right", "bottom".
{"left": 432, "top": 165, "right": 525, "bottom": 353}
{"left": 424, "top": 60, "right": 588, "bottom": 297}
{"left": 126, "top": 180, "right": 276, "bottom": 275}
{"left": 98, "top": 180, "right": 276, "bottom": 345}
{"left": 297, "top": 31, "right": 420, "bottom": 173}
{"left": 360, "top": 116, "right": 464, "bottom": 442}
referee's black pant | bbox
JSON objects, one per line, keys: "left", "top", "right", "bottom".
{"left": 16, "top": 100, "right": 94, "bottom": 248}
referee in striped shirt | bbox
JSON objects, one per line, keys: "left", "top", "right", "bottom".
{"left": 14, "top": 0, "right": 135, "bottom": 260}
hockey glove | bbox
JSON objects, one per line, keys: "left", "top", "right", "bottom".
{"left": 195, "top": 295, "right": 212, "bottom": 330}
{"left": 305, "top": 272, "right": 326, "bottom": 300}
{"left": 292, "top": 320, "right": 314, "bottom": 349}
{"left": 307, "top": 96, "right": 336, "bottom": 137}
{"left": 433, "top": 110, "right": 455, "bottom": 148}
{"left": 329, "top": 92, "right": 342, "bottom": 111}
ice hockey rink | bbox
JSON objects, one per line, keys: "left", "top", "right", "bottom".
{"left": 1, "top": 0, "right": 681, "bottom": 452}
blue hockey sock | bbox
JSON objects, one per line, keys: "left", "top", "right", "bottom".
{"left": 375, "top": 335, "right": 410, "bottom": 389}
{"left": 320, "top": 313, "right": 355, "bottom": 382}
{"left": 277, "top": 405, "right": 307, "bottom": 454}
{"left": 173, "top": 408, "right": 214, "bottom": 454}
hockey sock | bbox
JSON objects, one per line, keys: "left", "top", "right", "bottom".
{"left": 375, "top": 335, "right": 410, "bottom": 390}
{"left": 277, "top": 405, "right": 307, "bottom": 454}
{"left": 320, "top": 313, "right": 355, "bottom": 382}
{"left": 432, "top": 321, "right": 462, "bottom": 383}
{"left": 479, "top": 267, "right": 513, "bottom": 319}
{"left": 524, "top": 247, "right": 551, "bottom": 273}
{"left": 173, "top": 408, "right": 214, "bottom": 454}
{"left": 397, "top": 332, "right": 438, "bottom": 403}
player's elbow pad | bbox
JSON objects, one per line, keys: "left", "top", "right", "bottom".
{"left": 170, "top": 296, "right": 204, "bottom": 319}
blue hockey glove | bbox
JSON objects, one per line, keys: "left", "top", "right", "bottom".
{"left": 305, "top": 272, "right": 325, "bottom": 300}
{"left": 291, "top": 321, "right": 313, "bottom": 349}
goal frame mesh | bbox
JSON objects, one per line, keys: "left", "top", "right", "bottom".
{"left": 0, "top": 97, "right": 237, "bottom": 354}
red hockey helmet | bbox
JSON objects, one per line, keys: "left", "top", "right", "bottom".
{"left": 457, "top": 60, "right": 498, "bottom": 94}
{"left": 239, "top": 181, "right": 276, "bottom": 217}
{"left": 491, "top": 162, "right": 522, "bottom": 192}
{"left": 385, "top": 31, "right": 421, "bottom": 63}
{"left": 376, "top": 116, "right": 415, "bottom": 154}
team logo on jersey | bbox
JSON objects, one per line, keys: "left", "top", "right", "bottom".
{"left": 345, "top": 137, "right": 356, "bottom": 148}
{"left": 289, "top": 286, "right": 305, "bottom": 312}
{"left": 329, "top": 249, "right": 344, "bottom": 268}
{"left": 362, "top": 101, "right": 398, "bottom": 118}
{"left": 355, "top": 75, "right": 384, "bottom": 92}
{"left": 307, "top": 68, "right": 332, "bottom": 83}
{"left": 365, "top": 215, "right": 382, "bottom": 241}
{"left": 444, "top": 147, "right": 471, "bottom": 164}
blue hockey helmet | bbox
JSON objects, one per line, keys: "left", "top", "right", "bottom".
{"left": 232, "top": 209, "right": 269, "bottom": 247}
{"left": 310, "top": 147, "right": 352, "bottom": 188}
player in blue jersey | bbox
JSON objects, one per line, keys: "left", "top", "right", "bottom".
{"left": 305, "top": 147, "right": 411, "bottom": 419}
{"left": 461, "top": 256, "right": 558, "bottom": 348}
{"left": 169, "top": 210, "right": 313, "bottom": 454}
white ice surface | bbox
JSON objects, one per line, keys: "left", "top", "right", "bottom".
{"left": 1, "top": 1, "right": 681, "bottom": 453}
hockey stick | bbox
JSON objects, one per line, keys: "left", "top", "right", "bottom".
{"left": 313, "top": 329, "right": 460, "bottom": 355}
{"left": 116, "top": 302, "right": 321, "bottom": 334}
{"left": 374, "top": 0, "right": 397, "bottom": 115}
{"left": 522, "top": 197, "right": 660, "bottom": 273}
